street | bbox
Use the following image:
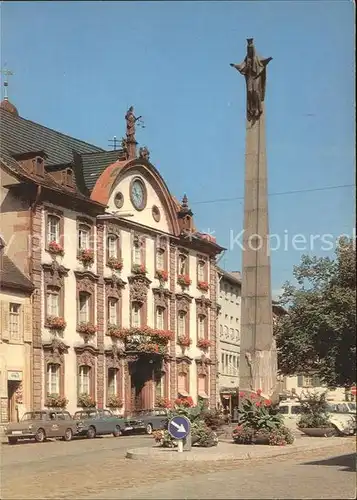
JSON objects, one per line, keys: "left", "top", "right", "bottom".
{"left": 1, "top": 435, "right": 355, "bottom": 499}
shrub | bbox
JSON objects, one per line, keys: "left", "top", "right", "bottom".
{"left": 297, "top": 391, "right": 333, "bottom": 429}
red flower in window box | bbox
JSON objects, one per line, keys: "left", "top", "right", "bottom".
{"left": 107, "top": 395, "right": 124, "bottom": 408}
{"left": 78, "top": 248, "right": 94, "bottom": 265}
{"left": 48, "top": 241, "right": 64, "bottom": 256}
{"left": 132, "top": 263, "right": 147, "bottom": 275}
{"left": 197, "top": 338, "right": 212, "bottom": 349}
{"left": 177, "top": 274, "right": 191, "bottom": 287}
{"left": 156, "top": 397, "right": 171, "bottom": 409}
{"left": 177, "top": 335, "right": 192, "bottom": 347}
{"left": 46, "top": 316, "right": 66, "bottom": 330}
{"left": 107, "top": 257, "right": 123, "bottom": 271}
{"left": 174, "top": 396, "right": 194, "bottom": 408}
{"left": 45, "top": 394, "right": 68, "bottom": 408}
{"left": 107, "top": 324, "right": 121, "bottom": 337}
{"left": 197, "top": 280, "right": 209, "bottom": 292}
{"left": 77, "top": 322, "right": 97, "bottom": 335}
{"left": 119, "top": 326, "right": 174, "bottom": 344}
{"left": 156, "top": 269, "right": 168, "bottom": 282}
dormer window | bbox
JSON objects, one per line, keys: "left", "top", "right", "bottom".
{"left": 34, "top": 157, "right": 44, "bottom": 177}
{"left": 64, "top": 168, "right": 74, "bottom": 188}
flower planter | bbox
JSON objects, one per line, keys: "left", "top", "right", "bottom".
{"left": 252, "top": 435, "right": 270, "bottom": 445}
{"left": 177, "top": 274, "right": 191, "bottom": 287}
{"left": 78, "top": 248, "right": 94, "bottom": 266}
{"left": 131, "top": 264, "right": 147, "bottom": 275}
{"left": 156, "top": 270, "right": 168, "bottom": 282}
{"left": 48, "top": 241, "right": 64, "bottom": 256}
{"left": 107, "top": 257, "right": 123, "bottom": 271}
{"left": 45, "top": 316, "right": 66, "bottom": 330}
{"left": 197, "top": 339, "right": 212, "bottom": 349}
{"left": 177, "top": 335, "right": 192, "bottom": 348}
{"left": 298, "top": 427, "right": 336, "bottom": 437}
{"left": 197, "top": 281, "right": 209, "bottom": 292}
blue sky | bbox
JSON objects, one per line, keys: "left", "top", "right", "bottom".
{"left": 1, "top": 1, "right": 355, "bottom": 295}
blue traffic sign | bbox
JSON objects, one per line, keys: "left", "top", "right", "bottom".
{"left": 168, "top": 416, "right": 191, "bottom": 439}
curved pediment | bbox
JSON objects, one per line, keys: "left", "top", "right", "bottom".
{"left": 90, "top": 158, "right": 180, "bottom": 235}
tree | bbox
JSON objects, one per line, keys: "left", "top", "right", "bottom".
{"left": 274, "top": 237, "right": 356, "bottom": 387}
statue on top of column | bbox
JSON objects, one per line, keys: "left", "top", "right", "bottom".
{"left": 230, "top": 38, "right": 272, "bottom": 122}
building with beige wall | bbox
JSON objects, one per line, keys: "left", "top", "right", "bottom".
{"left": 0, "top": 236, "right": 34, "bottom": 423}
{"left": 0, "top": 99, "right": 224, "bottom": 416}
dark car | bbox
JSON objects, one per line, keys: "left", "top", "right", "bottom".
{"left": 73, "top": 409, "right": 145, "bottom": 438}
{"left": 132, "top": 408, "right": 169, "bottom": 434}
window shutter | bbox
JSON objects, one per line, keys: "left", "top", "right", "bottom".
{"left": 23, "top": 303, "right": 33, "bottom": 343}
{"left": 1, "top": 301, "right": 10, "bottom": 341}
{"left": 297, "top": 375, "right": 303, "bottom": 387}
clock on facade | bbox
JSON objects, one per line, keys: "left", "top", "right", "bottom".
{"left": 130, "top": 178, "right": 147, "bottom": 211}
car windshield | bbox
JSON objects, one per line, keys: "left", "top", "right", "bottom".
{"left": 278, "top": 406, "right": 289, "bottom": 414}
{"left": 21, "top": 412, "right": 47, "bottom": 421}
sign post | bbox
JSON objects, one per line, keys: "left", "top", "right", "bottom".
{"left": 168, "top": 416, "right": 191, "bottom": 453}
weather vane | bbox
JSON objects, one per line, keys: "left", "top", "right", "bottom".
{"left": 0, "top": 65, "right": 14, "bottom": 100}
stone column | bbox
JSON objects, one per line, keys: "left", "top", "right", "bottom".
{"left": 169, "top": 243, "right": 177, "bottom": 402}
{"left": 239, "top": 105, "right": 276, "bottom": 396}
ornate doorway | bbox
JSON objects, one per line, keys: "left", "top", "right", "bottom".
{"left": 130, "top": 360, "right": 154, "bottom": 411}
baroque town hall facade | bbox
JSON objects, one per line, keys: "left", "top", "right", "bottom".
{"left": 0, "top": 98, "right": 223, "bottom": 417}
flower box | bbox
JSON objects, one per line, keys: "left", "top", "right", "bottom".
{"left": 107, "top": 324, "right": 121, "bottom": 337}
{"left": 197, "top": 281, "right": 209, "bottom": 292}
{"left": 177, "top": 274, "right": 191, "bottom": 287}
{"left": 77, "top": 322, "right": 97, "bottom": 335}
{"left": 48, "top": 241, "right": 64, "bottom": 256}
{"left": 197, "top": 338, "right": 212, "bottom": 349}
{"left": 78, "top": 248, "right": 94, "bottom": 265}
{"left": 174, "top": 396, "right": 194, "bottom": 408}
{"left": 156, "top": 397, "right": 171, "bottom": 409}
{"left": 78, "top": 393, "right": 96, "bottom": 408}
{"left": 177, "top": 335, "right": 192, "bottom": 347}
{"left": 45, "top": 393, "right": 68, "bottom": 409}
{"left": 131, "top": 264, "right": 147, "bottom": 275}
{"left": 45, "top": 316, "right": 66, "bottom": 330}
{"left": 118, "top": 326, "right": 174, "bottom": 343}
{"left": 156, "top": 269, "right": 168, "bottom": 282}
{"left": 107, "top": 257, "right": 123, "bottom": 271}
{"left": 107, "top": 395, "right": 123, "bottom": 409}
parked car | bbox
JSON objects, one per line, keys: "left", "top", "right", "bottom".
{"left": 73, "top": 409, "right": 145, "bottom": 438}
{"left": 278, "top": 401, "right": 355, "bottom": 436}
{"left": 4, "top": 410, "right": 78, "bottom": 445}
{"left": 131, "top": 408, "right": 169, "bottom": 434}
{"left": 327, "top": 401, "right": 356, "bottom": 415}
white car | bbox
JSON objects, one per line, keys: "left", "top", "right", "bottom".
{"left": 278, "top": 401, "right": 355, "bottom": 436}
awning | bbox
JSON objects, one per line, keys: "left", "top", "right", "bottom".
{"left": 198, "top": 392, "right": 209, "bottom": 399}
{"left": 178, "top": 390, "right": 189, "bottom": 397}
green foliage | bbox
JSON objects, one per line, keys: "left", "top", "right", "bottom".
{"left": 240, "top": 393, "right": 283, "bottom": 431}
{"left": 274, "top": 237, "right": 356, "bottom": 387}
{"left": 232, "top": 425, "right": 294, "bottom": 446}
{"left": 297, "top": 391, "right": 332, "bottom": 429}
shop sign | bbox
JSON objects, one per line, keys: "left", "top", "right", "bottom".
{"left": 7, "top": 371, "right": 23, "bottom": 381}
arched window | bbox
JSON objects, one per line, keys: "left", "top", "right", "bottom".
{"left": 78, "top": 223, "right": 91, "bottom": 250}
{"left": 78, "top": 365, "right": 91, "bottom": 395}
{"left": 131, "top": 302, "right": 141, "bottom": 327}
{"left": 78, "top": 292, "right": 91, "bottom": 323}
{"left": 107, "top": 368, "right": 118, "bottom": 396}
{"left": 156, "top": 306, "right": 165, "bottom": 329}
{"left": 178, "top": 311, "right": 187, "bottom": 336}
{"left": 107, "top": 234, "right": 118, "bottom": 259}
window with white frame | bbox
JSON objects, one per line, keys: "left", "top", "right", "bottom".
{"left": 78, "top": 224, "right": 90, "bottom": 250}
{"left": 78, "top": 365, "right": 90, "bottom": 394}
{"left": 156, "top": 248, "right": 165, "bottom": 270}
{"left": 156, "top": 306, "right": 165, "bottom": 329}
{"left": 107, "top": 368, "right": 117, "bottom": 396}
{"left": 131, "top": 303, "right": 141, "bottom": 327}
{"left": 47, "top": 288, "right": 59, "bottom": 317}
{"left": 47, "top": 215, "right": 60, "bottom": 244}
{"left": 9, "top": 303, "right": 21, "bottom": 340}
{"left": 107, "top": 234, "right": 118, "bottom": 259}
{"left": 178, "top": 311, "right": 186, "bottom": 336}
{"left": 198, "top": 315, "right": 205, "bottom": 339}
{"left": 47, "top": 363, "right": 60, "bottom": 395}
{"left": 197, "top": 260, "right": 205, "bottom": 281}
{"left": 79, "top": 292, "right": 90, "bottom": 323}
{"left": 108, "top": 298, "right": 118, "bottom": 325}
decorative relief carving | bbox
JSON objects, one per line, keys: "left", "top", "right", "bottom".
{"left": 42, "top": 261, "right": 69, "bottom": 288}
{"left": 105, "top": 344, "right": 123, "bottom": 369}
{"left": 43, "top": 338, "right": 69, "bottom": 364}
{"left": 128, "top": 275, "right": 151, "bottom": 304}
{"left": 176, "top": 293, "right": 192, "bottom": 313}
{"left": 105, "top": 276, "right": 126, "bottom": 299}
{"left": 75, "top": 270, "right": 99, "bottom": 294}
{"left": 153, "top": 288, "right": 171, "bottom": 309}
{"left": 195, "top": 296, "right": 212, "bottom": 317}
{"left": 106, "top": 223, "right": 121, "bottom": 237}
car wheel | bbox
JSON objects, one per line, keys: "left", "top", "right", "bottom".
{"left": 8, "top": 437, "right": 18, "bottom": 445}
{"left": 63, "top": 428, "right": 73, "bottom": 442}
{"left": 87, "top": 426, "right": 96, "bottom": 439}
{"left": 330, "top": 425, "right": 340, "bottom": 436}
{"left": 113, "top": 425, "right": 121, "bottom": 437}
{"left": 35, "top": 428, "right": 46, "bottom": 443}
{"left": 146, "top": 423, "right": 153, "bottom": 435}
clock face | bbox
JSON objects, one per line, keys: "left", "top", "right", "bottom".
{"left": 130, "top": 179, "right": 146, "bottom": 210}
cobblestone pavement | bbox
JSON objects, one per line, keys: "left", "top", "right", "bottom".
{"left": 1, "top": 435, "right": 355, "bottom": 499}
